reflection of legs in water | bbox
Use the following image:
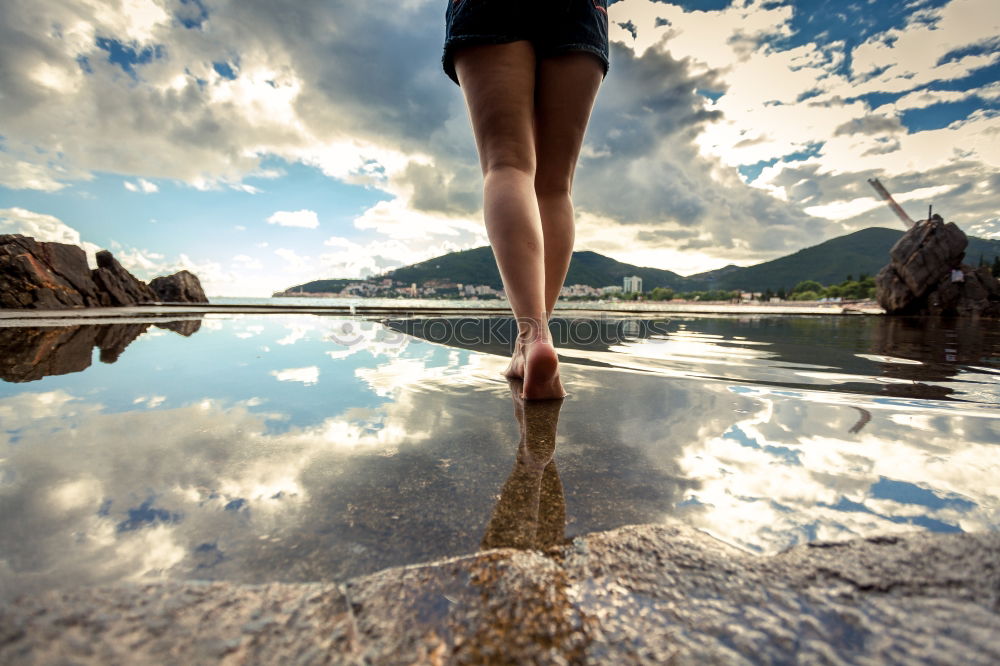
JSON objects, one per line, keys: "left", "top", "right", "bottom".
{"left": 481, "top": 379, "right": 566, "bottom": 550}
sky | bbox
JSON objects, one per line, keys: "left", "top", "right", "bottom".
{"left": 0, "top": 0, "right": 998, "bottom": 296}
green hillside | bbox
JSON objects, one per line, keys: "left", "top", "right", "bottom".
{"left": 565, "top": 251, "right": 686, "bottom": 289}
{"left": 385, "top": 246, "right": 502, "bottom": 288}
{"left": 968, "top": 235, "right": 1000, "bottom": 267}
{"left": 296, "top": 246, "right": 686, "bottom": 291}
{"left": 284, "top": 226, "right": 1000, "bottom": 295}
{"left": 692, "top": 227, "right": 1000, "bottom": 292}
{"left": 280, "top": 278, "right": 358, "bottom": 294}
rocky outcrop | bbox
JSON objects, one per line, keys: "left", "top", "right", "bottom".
{"left": 0, "top": 235, "right": 209, "bottom": 309}
{"left": 155, "top": 319, "right": 203, "bottom": 336}
{"left": 0, "top": 321, "right": 201, "bottom": 382}
{"left": 925, "top": 265, "right": 1000, "bottom": 316}
{"left": 2, "top": 523, "right": 998, "bottom": 664}
{"left": 149, "top": 269, "right": 208, "bottom": 303}
{"left": 0, "top": 235, "right": 98, "bottom": 309}
{"left": 0, "top": 326, "right": 99, "bottom": 382}
{"left": 876, "top": 216, "right": 1000, "bottom": 316}
{"left": 90, "top": 250, "right": 157, "bottom": 306}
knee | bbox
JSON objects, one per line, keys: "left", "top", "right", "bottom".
{"left": 482, "top": 149, "right": 535, "bottom": 179}
{"left": 533, "top": 173, "right": 572, "bottom": 199}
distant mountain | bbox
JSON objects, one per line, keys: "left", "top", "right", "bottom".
{"left": 562, "top": 250, "right": 687, "bottom": 289}
{"left": 287, "top": 246, "right": 688, "bottom": 292}
{"left": 284, "top": 226, "right": 1000, "bottom": 295}
{"left": 383, "top": 247, "right": 501, "bottom": 288}
{"left": 690, "top": 227, "right": 1000, "bottom": 291}
{"left": 383, "top": 247, "right": 687, "bottom": 290}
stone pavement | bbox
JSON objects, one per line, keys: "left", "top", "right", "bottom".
{"left": 2, "top": 522, "right": 998, "bottom": 664}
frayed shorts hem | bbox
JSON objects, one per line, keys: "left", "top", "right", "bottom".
{"left": 442, "top": 38, "right": 610, "bottom": 86}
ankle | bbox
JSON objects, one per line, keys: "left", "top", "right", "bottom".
{"left": 515, "top": 315, "right": 551, "bottom": 345}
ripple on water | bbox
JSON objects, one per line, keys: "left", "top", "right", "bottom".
{"left": 0, "top": 312, "right": 997, "bottom": 600}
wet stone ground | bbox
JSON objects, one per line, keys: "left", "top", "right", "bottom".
{"left": 2, "top": 522, "right": 998, "bottom": 664}
{"left": 0, "top": 312, "right": 998, "bottom": 662}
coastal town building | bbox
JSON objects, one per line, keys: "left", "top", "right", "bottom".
{"left": 623, "top": 276, "right": 643, "bottom": 293}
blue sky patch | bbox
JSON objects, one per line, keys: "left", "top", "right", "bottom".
{"left": 773, "top": 0, "right": 951, "bottom": 78}
{"left": 656, "top": 0, "right": 733, "bottom": 11}
{"left": 901, "top": 98, "right": 987, "bottom": 132}
{"left": 870, "top": 477, "right": 975, "bottom": 511}
{"left": 177, "top": 0, "right": 209, "bottom": 29}
{"left": 95, "top": 38, "right": 165, "bottom": 78}
{"left": 117, "top": 497, "right": 182, "bottom": 532}
{"left": 213, "top": 61, "right": 237, "bottom": 80}
{"left": 739, "top": 158, "right": 779, "bottom": 183}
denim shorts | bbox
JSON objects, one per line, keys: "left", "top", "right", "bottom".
{"left": 443, "top": 0, "right": 610, "bottom": 86}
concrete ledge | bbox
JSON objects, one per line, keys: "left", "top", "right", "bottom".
{"left": 2, "top": 522, "right": 997, "bottom": 664}
{"left": 0, "top": 302, "right": 883, "bottom": 326}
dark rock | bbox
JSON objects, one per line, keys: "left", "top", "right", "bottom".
{"left": 926, "top": 265, "right": 1000, "bottom": 317}
{"left": 875, "top": 264, "right": 913, "bottom": 312}
{"left": 90, "top": 250, "right": 157, "bottom": 306}
{"left": 2, "top": 523, "right": 998, "bottom": 664}
{"left": 0, "top": 236, "right": 202, "bottom": 310}
{"left": 94, "top": 324, "right": 151, "bottom": 364}
{"left": 0, "top": 235, "right": 100, "bottom": 309}
{"left": 889, "top": 215, "right": 967, "bottom": 296}
{"left": 876, "top": 216, "right": 1000, "bottom": 317}
{"left": 155, "top": 319, "right": 203, "bottom": 336}
{"left": 149, "top": 270, "right": 208, "bottom": 303}
{"left": 0, "top": 326, "right": 98, "bottom": 382}
{"left": 0, "top": 324, "right": 157, "bottom": 382}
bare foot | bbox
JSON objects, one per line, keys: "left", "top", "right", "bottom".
{"left": 502, "top": 337, "right": 525, "bottom": 379}
{"left": 522, "top": 340, "right": 566, "bottom": 400}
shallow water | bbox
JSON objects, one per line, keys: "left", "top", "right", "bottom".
{"left": 0, "top": 313, "right": 997, "bottom": 600}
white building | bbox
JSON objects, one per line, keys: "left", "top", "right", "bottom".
{"left": 560, "top": 283, "right": 600, "bottom": 298}
{"left": 623, "top": 275, "right": 643, "bottom": 293}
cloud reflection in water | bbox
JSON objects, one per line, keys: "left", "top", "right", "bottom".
{"left": 0, "top": 313, "right": 997, "bottom": 600}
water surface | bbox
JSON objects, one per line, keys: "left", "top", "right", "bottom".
{"left": 0, "top": 313, "right": 997, "bottom": 600}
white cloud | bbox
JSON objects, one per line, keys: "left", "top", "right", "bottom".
{"left": 1, "top": 0, "right": 996, "bottom": 282}
{"left": 0, "top": 207, "right": 101, "bottom": 266}
{"left": 274, "top": 248, "right": 311, "bottom": 272}
{"left": 267, "top": 210, "right": 320, "bottom": 229}
{"left": 133, "top": 395, "right": 166, "bottom": 409}
{"left": 232, "top": 254, "right": 263, "bottom": 270}
{"left": 270, "top": 366, "right": 320, "bottom": 385}
{"left": 124, "top": 178, "right": 159, "bottom": 193}
{"left": 0, "top": 152, "right": 83, "bottom": 191}
{"left": 1, "top": 207, "right": 82, "bottom": 245}
{"left": 849, "top": 0, "right": 1000, "bottom": 93}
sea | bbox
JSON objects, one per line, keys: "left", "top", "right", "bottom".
{"left": 0, "top": 304, "right": 997, "bottom": 600}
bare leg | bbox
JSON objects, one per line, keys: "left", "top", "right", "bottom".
{"left": 503, "top": 54, "right": 603, "bottom": 385}
{"left": 534, "top": 53, "right": 604, "bottom": 316}
{"left": 455, "top": 42, "right": 564, "bottom": 399}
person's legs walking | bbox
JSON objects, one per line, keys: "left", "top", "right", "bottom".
{"left": 534, "top": 53, "right": 604, "bottom": 316}
{"left": 454, "top": 42, "right": 565, "bottom": 399}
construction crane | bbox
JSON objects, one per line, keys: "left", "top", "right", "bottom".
{"left": 867, "top": 178, "right": 915, "bottom": 228}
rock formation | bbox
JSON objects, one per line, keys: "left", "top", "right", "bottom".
{"left": 149, "top": 270, "right": 208, "bottom": 303}
{"left": 154, "top": 319, "right": 203, "bottom": 336}
{"left": 0, "top": 235, "right": 98, "bottom": 309}
{"left": 91, "top": 250, "right": 157, "bottom": 306}
{"left": 0, "top": 321, "right": 202, "bottom": 382}
{"left": 876, "top": 215, "right": 1000, "bottom": 316}
{"left": 0, "top": 326, "right": 100, "bottom": 382}
{"left": 0, "top": 235, "right": 209, "bottom": 309}
{"left": 1, "top": 523, "right": 998, "bottom": 664}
